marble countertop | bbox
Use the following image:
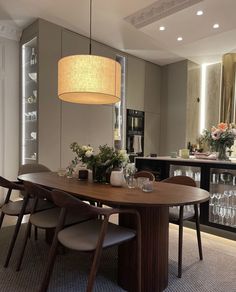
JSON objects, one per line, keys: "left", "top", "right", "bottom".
{"left": 136, "top": 156, "right": 236, "bottom": 165}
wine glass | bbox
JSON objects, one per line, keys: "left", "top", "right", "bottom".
{"left": 220, "top": 172, "right": 233, "bottom": 184}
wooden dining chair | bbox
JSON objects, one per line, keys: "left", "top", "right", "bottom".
{"left": 16, "top": 181, "right": 93, "bottom": 271}
{"left": 162, "top": 175, "right": 203, "bottom": 278}
{"left": 134, "top": 170, "right": 155, "bottom": 181}
{"left": 18, "top": 163, "right": 52, "bottom": 240}
{"left": 18, "top": 163, "right": 51, "bottom": 176}
{"left": 40, "top": 190, "right": 141, "bottom": 292}
{"left": 0, "top": 176, "right": 53, "bottom": 268}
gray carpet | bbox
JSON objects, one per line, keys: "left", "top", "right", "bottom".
{"left": 0, "top": 225, "right": 235, "bottom": 292}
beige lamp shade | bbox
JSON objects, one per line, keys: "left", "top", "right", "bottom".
{"left": 58, "top": 55, "right": 121, "bottom": 104}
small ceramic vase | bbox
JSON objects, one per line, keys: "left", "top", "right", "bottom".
{"left": 110, "top": 169, "right": 125, "bottom": 187}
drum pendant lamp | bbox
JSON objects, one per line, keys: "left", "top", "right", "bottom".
{"left": 58, "top": 0, "right": 121, "bottom": 104}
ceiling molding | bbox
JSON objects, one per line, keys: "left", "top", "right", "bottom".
{"left": 0, "top": 22, "right": 21, "bottom": 41}
{"left": 125, "top": 0, "right": 203, "bottom": 29}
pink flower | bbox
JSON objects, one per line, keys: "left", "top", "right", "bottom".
{"left": 217, "top": 122, "right": 228, "bottom": 131}
{"left": 211, "top": 129, "right": 221, "bottom": 140}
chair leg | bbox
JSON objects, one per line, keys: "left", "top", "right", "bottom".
{"left": 16, "top": 221, "right": 32, "bottom": 271}
{"left": 34, "top": 226, "right": 38, "bottom": 241}
{"left": 194, "top": 204, "right": 203, "bottom": 260}
{"left": 4, "top": 196, "right": 29, "bottom": 268}
{"left": 39, "top": 231, "right": 60, "bottom": 291}
{"left": 87, "top": 219, "right": 109, "bottom": 292}
{"left": 0, "top": 212, "right": 5, "bottom": 229}
{"left": 136, "top": 217, "right": 142, "bottom": 292}
{"left": 178, "top": 206, "right": 184, "bottom": 278}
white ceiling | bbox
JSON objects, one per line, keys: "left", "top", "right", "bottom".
{"left": 0, "top": 0, "right": 236, "bottom": 65}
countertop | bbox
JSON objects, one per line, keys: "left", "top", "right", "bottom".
{"left": 136, "top": 156, "right": 236, "bottom": 165}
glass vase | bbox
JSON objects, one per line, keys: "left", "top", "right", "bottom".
{"left": 217, "top": 144, "right": 228, "bottom": 160}
{"left": 92, "top": 165, "right": 109, "bottom": 183}
{"left": 126, "top": 175, "right": 136, "bottom": 188}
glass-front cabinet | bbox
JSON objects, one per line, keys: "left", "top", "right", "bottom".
{"left": 169, "top": 164, "right": 201, "bottom": 187}
{"left": 20, "top": 36, "right": 38, "bottom": 165}
{"left": 209, "top": 168, "right": 236, "bottom": 228}
{"left": 136, "top": 157, "right": 236, "bottom": 236}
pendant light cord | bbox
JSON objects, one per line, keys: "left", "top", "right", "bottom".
{"left": 89, "top": 0, "right": 92, "bottom": 55}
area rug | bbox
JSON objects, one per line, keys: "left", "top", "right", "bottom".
{"left": 0, "top": 225, "right": 235, "bottom": 292}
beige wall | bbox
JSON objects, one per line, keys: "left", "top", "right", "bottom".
{"left": 205, "top": 63, "right": 221, "bottom": 128}
{"left": 0, "top": 36, "right": 19, "bottom": 180}
{"left": 186, "top": 61, "right": 201, "bottom": 145}
{"left": 160, "top": 60, "right": 188, "bottom": 155}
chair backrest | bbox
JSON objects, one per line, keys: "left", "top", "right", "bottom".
{"left": 18, "top": 164, "right": 51, "bottom": 175}
{"left": 23, "top": 181, "right": 53, "bottom": 201}
{"left": 162, "top": 175, "right": 197, "bottom": 187}
{"left": 134, "top": 171, "right": 155, "bottom": 181}
{"left": 0, "top": 176, "right": 24, "bottom": 191}
{"left": 51, "top": 190, "right": 105, "bottom": 217}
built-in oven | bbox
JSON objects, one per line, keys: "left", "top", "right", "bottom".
{"left": 126, "top": 109, "right": 144, "bottom": 159}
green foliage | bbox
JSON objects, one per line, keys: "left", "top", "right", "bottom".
{"left": 70, "top": 143, "right": 129, "bottom": 171}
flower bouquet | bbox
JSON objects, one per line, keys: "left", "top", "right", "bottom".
{"left": 69, "top": 143, "right": 129, "bottom": 183}
{"left": 200, "top": 122, "right": 236, "bottom": 160}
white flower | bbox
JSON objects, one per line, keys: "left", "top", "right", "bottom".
{"left": 125, "top": 163, "right": 136, "bottom": 176}
{"left": 119, "top": 149, "right": 127, "bottom": 155}
{"left": 85, "top": 150, "right": 93, "bottom": 157}
{"left": 87, "top": 146, "right": 93, "bottom": 152}
{"left": 82, "top": 145, "right": 88, "bottom": 151}
{"left": 231, "top": 129, "right": 236, "bottom": 136}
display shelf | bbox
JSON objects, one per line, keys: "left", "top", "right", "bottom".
{"left": 20, "top": 36, "right": 38, "bottom": 165}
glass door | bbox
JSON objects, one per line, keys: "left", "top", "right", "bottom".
{"left": 169, "top": 164, "right": 201, "bottom": 187}
{"left": 169, "top": 164, "right": 201, "bottom": 214}
{"left": 113, "top": 55, "right": 126, "bottom": 151}
{"left": 21, "top": 37, "right": 38, "bottom": 165}
{"left": 209, "top": 168, "right": 236, "bottom": 228}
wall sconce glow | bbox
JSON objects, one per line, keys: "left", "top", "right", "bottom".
{"left": 200, "top": 64, "right": 207, "bottom": 134}
{"left": 177, "top": 36, "right": 183, "bottom": 41}
{"left": 159, "top": 26, "right": 165, "bottom": 31}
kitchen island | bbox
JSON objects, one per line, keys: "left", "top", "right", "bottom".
{"left": 136, "top": 156, "right": 236, "bottom": 235}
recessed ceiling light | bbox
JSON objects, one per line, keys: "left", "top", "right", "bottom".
{"left": 159, "top": 26, "right": 165, "bottom": 31}
{"left": 177, "top": 37, "right": 183, "bottom": 41}
{"left": 213, "top": 23, "right": 219, "bottom": 29}
{"left": 196, "top": 10, "right": 203, "bottom": 16}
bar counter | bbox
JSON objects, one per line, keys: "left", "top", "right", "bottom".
{"left": 136, "top": 156, "right": 236, "bottom": 236}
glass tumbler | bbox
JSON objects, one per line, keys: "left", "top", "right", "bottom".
{"left": 127, "top": 176, "right": 136, "bottom": 189}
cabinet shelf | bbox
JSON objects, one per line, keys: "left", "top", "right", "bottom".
{"left": 21, "top": 35, "right": 38, "bottom": 165}
{"left": 24, "top": 119, "right": 37, "bottom": 123}
{"left": 25, "top": 157, "right": 36, "bottom": 161}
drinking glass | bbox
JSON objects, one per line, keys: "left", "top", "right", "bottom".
{"left": 57, "top": 168, "right": 66, "bottom": 177}
{"left": 137, "top": 177, "right": 149, "bottom": 189}
{"left": 127, "top": 176, "right": 136, "bottom": 189}
{"left": 220, "top": 172, "right": 233, "bottom": 184}
{"left": 142, "top": 179, "right": 153, "bottom": 192}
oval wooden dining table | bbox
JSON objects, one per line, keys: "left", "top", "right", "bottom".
{"left": 18, "top": 172, "right": 209, "bottom": 292}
